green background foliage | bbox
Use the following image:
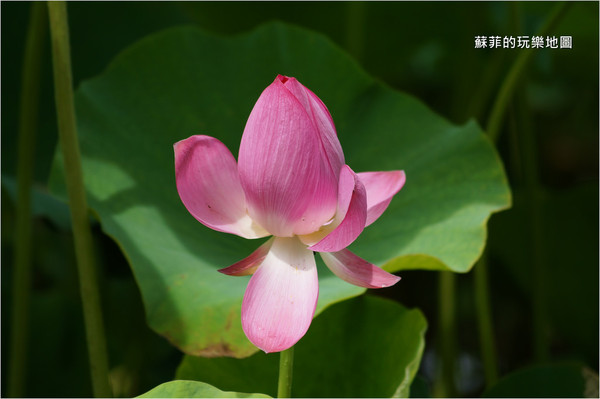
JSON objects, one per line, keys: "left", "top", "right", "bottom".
{"left": 2, "top": 2, "right": 598, "bottom": 398}
{"left": 483, "top": 364, "right": 598, "bottom": 398}
{"left": 175, "top": 297, "right": 427, "bottom": 398}
{"left": 138, "top": 380, "right": 271, "bottom": 398}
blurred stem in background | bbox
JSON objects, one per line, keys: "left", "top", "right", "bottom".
{"left": 47, "top": 2, "right": 113, "bottom": 397}
{"left": 506, "top": 2, "right": 550, "bottom": 362}
{"left": 277, "top": 346, "right": 295, "bottom": 398}
{"left": 435, "top": 272, "right": 457, "bottom": 397}
{"left": 7, "top": 3, "right": 47, "bottom": 397}
{"left": 472, "top": 0, "right": 572, "bottom": 390}
{"left": 436, "top": 2, "right": 574, "bottom": 394}
{"left": 473, "top": 255, "right": 498, "bottom": 387}
{"left": 345, "top": 2, "right": 366, "bottom": 63}
{"left": 486, "top": 1, "right": 571, "bottom": 142}
{"left": 509, "top": 90, "right": 549, "bottom": 362}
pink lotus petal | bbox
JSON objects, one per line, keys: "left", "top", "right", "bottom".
{"left": 238, "top": 76, "right": 341, "bottom": 237}
{"left": 278, "top": 76, "right": 346, "bottom": 236}
{"left": 309, "top": 165, "right": 367, "bottom": 253}
{"left": 358, "top": 171, "right": 406, "bottom": 226}
{"left": 320, "top": 249, "right": 401, "bottom": 288}
{"left": 279, "top": 75, "right": 344, "bottom": 179}
{"left": 242, "top": 237, "right": 318, "bottom": 353}
{"left": 174, "top": 135, "right": 268, "bottom": 239}
{"left": 218, "top": 238, "right": 274, "bottom": 276}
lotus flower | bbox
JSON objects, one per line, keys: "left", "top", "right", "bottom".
{"left": 174, "top": 75, "right": 405, "bottom": 353}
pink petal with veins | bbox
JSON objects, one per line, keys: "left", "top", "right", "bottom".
{"left": 309, "top": 165, "right": 367, "bottom": 253}
{"left": 174, "top": 135, "right": 268, "bottom": 239}
{"left": 238, "top": 76, "right": 341, "bottom": 237}
{"left": 218, "top": 238, "right": 274, "bottom": 276}
{"left": 320, "top": 249, "right": 401, "bottom": 288}
{"left": 279, "top": 75, "right": 344, "bottom": 180}
{"left": 241, "top": 237, "right": 318, "bottom": 353}
{"left": 358, "top": 171, "right": 406, "bottom": 226}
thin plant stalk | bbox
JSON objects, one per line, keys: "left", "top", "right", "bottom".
{"left": 277, "top": 346, "right": 295, "bottom": 398}
{"left": 435, "top": 272, "right": 457, "bottom": 397}
{"left": 474, "top": 255, "right": 498, "bottom": 386}
{"left": 345, "top": 2, "right": 366, "bottom": 62}
{"left": 486, "top": 1, "right": 571, "bottom": 142}
{"left": 472, "top": 2, "right": 572, "bottom": 388}
{"left": 509, "top": 93, "right": 548, "bottom": 361}
{"left": 47, "top": 2, "right": 112, "bottom": 397}
{"left": 7, "top": 3, "right": 47, "bottom": 397}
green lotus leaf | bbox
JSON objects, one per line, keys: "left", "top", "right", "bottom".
{"left": 49, "top": 23, "right": 510, "bottom": 357}
{"left": 138, "top": 380, "right": 270, "bottom": 398}
{"left": 176, "top": 296, "right": 427, "bottom": 398}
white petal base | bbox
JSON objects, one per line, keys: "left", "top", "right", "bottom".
{"left": 241, "top": 237, "right": 318, "bottom": 353}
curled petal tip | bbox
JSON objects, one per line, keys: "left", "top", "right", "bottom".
{"left": 320, "top": 249, "right": 401, "bottom": 289}
{"left": 218, "top": 238, "right": 274, "bottom": 276}
{"left": 309, "top": 165, "right": 367, "bottom": 253}
{"left": 358, "top": 170, "right": 406, "bottom": 226}
{"left": 238, "top": 77, "right": 341, "bottom": 236}
{"left": 173, "top": 139, "right": 183, "bottom": 150}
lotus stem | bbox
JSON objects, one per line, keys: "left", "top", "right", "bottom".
{"left": 474, "top": 255, "right": 498, "bottom": 387}
{"left": 345, "top": 2, "right": 366, "bottom": 62}
{"left": 509, "top": 93, "right": 548, "bottom": 361}
{"left": 47, "top": 2, "right": 112, "bottom": 396}
{"left": 486, "top": 1, "right": 571, "bottom": 142}
{"left": 474, "top": 2, "right": 572, "bottom": 388}
{"left": 7, "top": 3, "right": 46, "bottom": 397}
{"left": 277, "top": 346, "right": 295, "bottom": 398}
{"left": 436, "top": 271, "right": 457, "bottom": 397}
